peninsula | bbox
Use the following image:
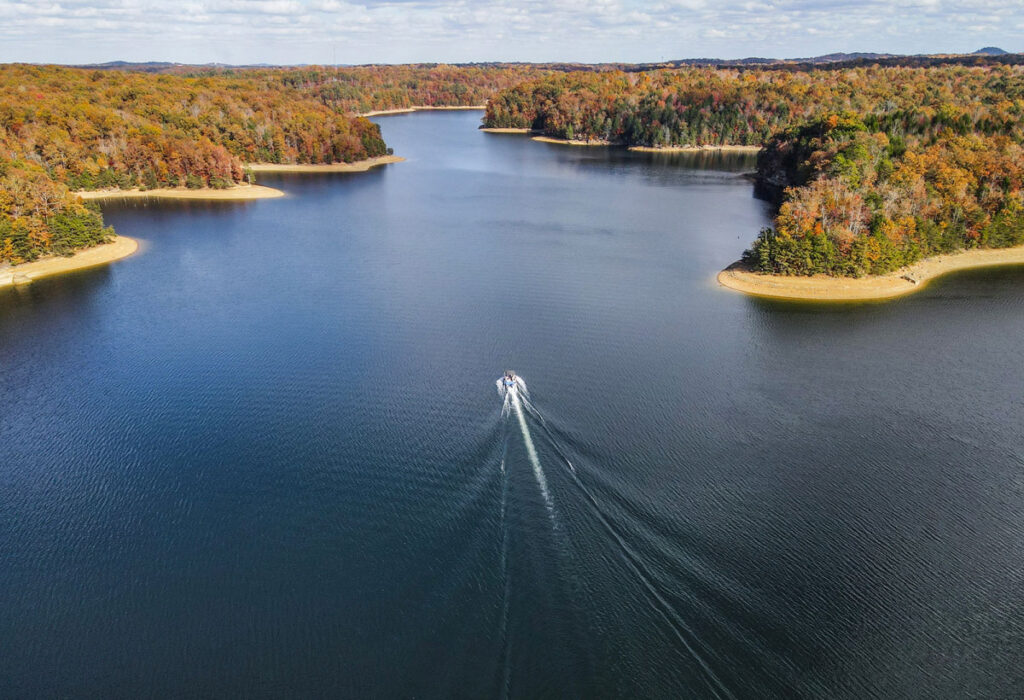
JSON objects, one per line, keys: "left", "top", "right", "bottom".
{"left": 482, "top": 66, "right": 1024, "bottom": 299}
{"left": 718, "top": 245, "right": 1024, "bottom": 301}
{"left": 0, "top": 237, "right": 138, "bottom": 289}
{"left": 76, "top": 184, "right": 285, "bottom": 201}
{"left": 246, "top": 155, "right": 405, "bottom": 173}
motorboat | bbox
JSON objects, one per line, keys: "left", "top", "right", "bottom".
{"left": 496, "top": 370, "right": 525, "bottom": 401}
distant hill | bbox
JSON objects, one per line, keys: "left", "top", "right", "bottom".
{"left": 645, "top": 50, "right": 1022, "bottom": 73}
{"left": 790, "top": 52, "right": 895, "bottom": 63}
{"left": 75, "top": 61, "right": 185, "bottom": 72}
{"left": 70, "top": 49, "right": 1020, "bottom": 76}
{"left": 74, "top": 60, "right": 284, "bottom": 73}
{"left": 666, "top": 52, "right": 896, "bottom": 66}
{"left": 659, "top": 50, "right": 1022, "bottom": 68}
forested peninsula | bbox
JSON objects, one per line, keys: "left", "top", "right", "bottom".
{"left": 483, "top": 63, "right": 1024, "bottom": 284}
{"left": 5, "top": 58, "right": 1024, "bottom": 292}
{"left": 0, "top": 66, "right": 370, "bottom": 264}
{"left": 0, "top": 63, "right": 548, "bottom": 267}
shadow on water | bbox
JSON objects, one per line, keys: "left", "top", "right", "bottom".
{"left": 94, "top": 196, "right": 257, "bottom": 217}
{"left": 741, "top": 262, "right": 1024, "bottom": 316}
{"left": 0, "top": 267, "right": 112, "bottom": 326}
{"left": 530, "top": 143, "right": 759, "bottom": 187}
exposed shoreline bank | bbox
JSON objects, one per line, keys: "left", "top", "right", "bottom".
{"left": 77, "top": 157, "right": 407, "bottom": 197}
{"left": 246, "top": 155, "right": 405, "bottom": 173}
{"left": 479, "top": 127, "right": 537, "bottom": 134}
{"left": 0, "top": 236, "right": 139, "bottom": 289}
{"left": 76, "top": 184, "right": 284, "bottom": 201}
{"left": 359, "top": 105, "right": 485, "bottom": 117}
{"left": 523, "top": 135, "right": 762, "bottom": 152}
{"left": 628, "top": 144, "right": 762, "bottom": 153}
{"left": 717, "top": 245, "right": 1024, "bottom": 301}
{"left": 532, "top": 135, "right": 617, "bottom": 147}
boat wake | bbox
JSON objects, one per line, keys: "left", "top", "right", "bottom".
{"left": 497, "top": 372, "right": 552, "bottom": 514}
{"left": 494, "top": 371, "right": 733, "bottom": 700}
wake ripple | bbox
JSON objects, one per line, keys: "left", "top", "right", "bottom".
{"left": 500, "top": 377, "right": 733, "bottom": 700}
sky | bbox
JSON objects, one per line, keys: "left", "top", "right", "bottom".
{"left": 0, "top": 0, "right": 1020, "bottom": 65}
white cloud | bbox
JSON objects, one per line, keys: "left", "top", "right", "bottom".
{"left": 0, "top": 0, "right": 1018, "bottom": 63}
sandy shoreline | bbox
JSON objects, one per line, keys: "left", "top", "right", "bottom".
{"left": 629, "top": 144, "right": 762, "bottom": 153}
{"left": 246, "top": 155, "right": 405, "bottom": 173}
{"left": 0, "top": 236, "right": 139, "bottom": 289}
{"left": 77, "top": 184, "right": 284, "bottom": 201}
{"left": 717, "top": 245, "right": 1024, "bottom": 301}
{"left": 480, "top": 127, "right": 537, "bottom": 134}
{"left": 531, "top": 135, "right": 616, "bottom": 147}
{"left": 359, "top": 105, "right": 485, "bottom": 117}
{"left": 527, "top": 136, "right": 762, "bottom": 151}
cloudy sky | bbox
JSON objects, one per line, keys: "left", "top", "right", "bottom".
{"left": 0, "top": 0, "right": 1019, "bottom": 65}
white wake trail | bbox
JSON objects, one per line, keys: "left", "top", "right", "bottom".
{"left": 497, "top": 431, "right": 513, "bottom": 700}
{"left": 500, "top": 376, "right": 731, "bottom": 699}
{"left": 510, "top": 389, "right": 554, "bottom": 513}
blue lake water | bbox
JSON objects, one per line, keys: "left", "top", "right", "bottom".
{"left": 2, "top": 111, "right": 1023, "bottom": 698}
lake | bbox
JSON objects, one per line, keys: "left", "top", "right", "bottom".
{"left": 2, "top": 110, "right": 1022, "bottom": 698}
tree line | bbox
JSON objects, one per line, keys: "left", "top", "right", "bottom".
{"left": 1, "top": 63, "right": 544, "bottom": 264}
{"left": 7, "top": 60, "right": 1023, "bottom": 275}
{"left": 483, "top": 65, "right": 1024, "bottom": 276}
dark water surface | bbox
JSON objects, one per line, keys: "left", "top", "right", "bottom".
{"left": 2, "top": 111, "right": 1023, "bottom": 698}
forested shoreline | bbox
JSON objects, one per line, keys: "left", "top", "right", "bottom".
{"left": 5, "top": 59, "right": 1024, "bottom": 278}
{"left": 0, "top": 64, "right": 546, "bottom": 264}
{"left": 0, "top": 66, "right": 371, "bottom": 263}
{"left": 483, "top": 65, "right": 1024, "bottom": 277}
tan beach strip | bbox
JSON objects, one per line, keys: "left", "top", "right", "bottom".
{"left": 717, "top": 245, "right": 1024, "bottom": 302}
{"left": 77, "top": 184, "right": 284, "bottom": 201}
{"left": 531, "top": 136, "right": 615, "bottom": 147}
{"left": 0, "top": 236, "right": 139, "bottom": 289}
{"left": 479, "top": 127, "right": 537, "bottom": 134}
{"left": 523, "top": 136, "right": 762, "bottom": 152}
{"left": 359, "top": 105, "right": 486, "bottom": 117}
{"left": 246, "top": 155, "right": 405, "bottom": 173}
{"left": 628, "top": 145, "right": 761, "bottom": 153}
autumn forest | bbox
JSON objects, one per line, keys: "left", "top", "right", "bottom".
{"left": 483, "top": 63, "right": 1024, "bottom": 276}
{"left": 3, "top": 59, "right": 1024, "bottom": 277}
{"left": 0, "top": 63, "right": 543, "bottom": 264}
